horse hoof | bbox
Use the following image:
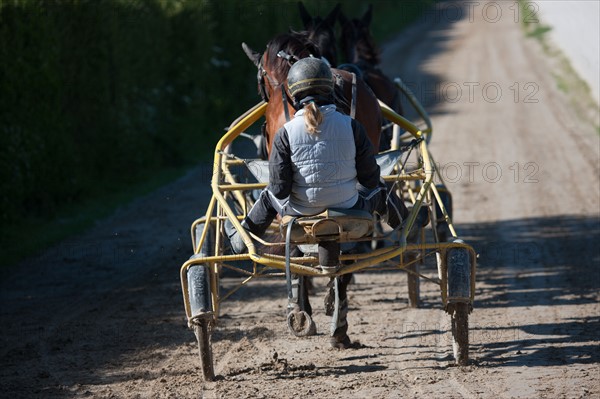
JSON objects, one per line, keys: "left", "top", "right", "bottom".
{"left": 287, "top": 310, "right": 317, "bottom": 337}
{"left": 330, "top": 334, "right": 352, "bottom": 349}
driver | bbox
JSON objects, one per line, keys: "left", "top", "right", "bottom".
{"left": 226, "top": 57, "right": 408, "bottom": 253}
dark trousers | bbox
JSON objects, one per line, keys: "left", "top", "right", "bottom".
{"left": 242, "top": 181, "right": 408, "bottom": 236}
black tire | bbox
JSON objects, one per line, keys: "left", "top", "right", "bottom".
{"left": 189, "top": 223, "right": 216, "bottom": 379}
{"left": 188, "top": 223, "right": 214, "bottom": 315}
{"left": 405, "top": 238, "right": 421, "bottom": 308}
{"left": 194, "top": 319, "right": 215, "bottom": 381}
{"left": 194, "top": 222, "right": 214, "bottom": 257}
{"left": 406, "top": 204, "right": 427, "bottom": 308}
{"left": 451, "top": 302, "right": 469, "bottom": 366}
{"left": 436, "top": 222, "right": 449, "bottom": 244}
{"left": 407, "top": 261, "right": 420, "bottom": 308}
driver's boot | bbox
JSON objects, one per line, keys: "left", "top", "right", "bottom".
{"left": 224, "top": 219, "right": 248, "bottom": 254}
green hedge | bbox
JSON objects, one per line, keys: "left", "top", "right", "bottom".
{"left": 0, "top": 0, "right": 432, "bottom": 261}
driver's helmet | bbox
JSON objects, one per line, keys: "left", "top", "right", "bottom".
{"left": 287, "top": 57, "right": 334, "bottom": 106}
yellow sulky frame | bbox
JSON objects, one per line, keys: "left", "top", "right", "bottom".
{"left": 179, "top": 96, "right": 476, "bottom": 323}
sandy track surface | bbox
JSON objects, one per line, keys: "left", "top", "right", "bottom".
{"left": 1, "top": 2, "right": 599, "bottom": 398}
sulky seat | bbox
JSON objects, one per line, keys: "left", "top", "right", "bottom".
{"left": 281, "top": 208, "right": 374, "bottom": 244}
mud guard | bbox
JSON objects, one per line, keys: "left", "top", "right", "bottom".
{"left": 187, "top": 260, "right": 212, "bottom": 316}
{"left": 446, "top": 239, "right": 472, "bottom": 305}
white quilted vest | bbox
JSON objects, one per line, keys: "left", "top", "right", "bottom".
{"left": 284, "top": 104, "right": 358, "bottom": 215}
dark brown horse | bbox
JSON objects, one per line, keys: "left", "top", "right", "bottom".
{"left": 242, "top": 32, "right": 382, "bottom": 156}
{"left": 242, "top": 32, "right": 383, "bottom": 348}
{"left": 338, "top": 5, "right": 404, "bottom": 151}
{"left": 298, "top": 2, "right": 340, "bottom": 67}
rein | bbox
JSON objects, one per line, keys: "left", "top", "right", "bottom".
{"left": 258, "top": 48, "right": 298, "bottom": 122}
{"left": 281, "top": 85, "right": 291, "bottom": 121}
{"left": 259, "top": 47, "right": 360, "bottom": 123}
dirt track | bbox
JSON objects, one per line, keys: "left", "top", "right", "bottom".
{"left": 1, "top": 2, "right": 599, "bottom": 398}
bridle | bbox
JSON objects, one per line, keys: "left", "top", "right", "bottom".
{"left": 256, "top": 56, "right": 272, "bottom": 102}
{"left": 257, "top": 47, "right": 303, "bottom": 121}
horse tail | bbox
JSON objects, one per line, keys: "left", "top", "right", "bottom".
{"left": 304, "top": 102, "right": 323, "bottom": 134}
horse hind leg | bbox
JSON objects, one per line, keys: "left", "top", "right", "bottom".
{"left": 296, "top": 274, "right": 313, "bottom": 317}
{"left": 287, "top": 274, "right": 317, "bottom": 337}
{"left": 329, "top": 273, "right": 353, "bottom": 349}
{"left": 285, "top": 243, "right": 316, "bottom": 336}
{"left": 292, "top": 246, "right": 313, "bottom": 317}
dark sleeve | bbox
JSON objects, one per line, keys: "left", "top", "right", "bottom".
{"left": 352, "top": 119, "right": 380, "bottom": 190}
{"left": 267, "top": 127, "right": 293, "bottom": 199}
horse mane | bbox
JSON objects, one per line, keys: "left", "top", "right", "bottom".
{"left": 263, "top": 32, "right": 322, "bottom": 82}
{"left": 262, "top": 31, "right": 349, "bottom": 115}
{"left": 355, "top": 28, "right": 381, "bottom": 66}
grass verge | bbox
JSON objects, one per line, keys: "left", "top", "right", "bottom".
{"left": 518, "top": 0, "right": 599, "bottom": 132}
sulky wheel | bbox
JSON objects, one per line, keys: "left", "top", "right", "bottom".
{"left": 450, "top": 302, "right": 469, "bottom": 366}
{"left": 286, "top": 309, "right": 316, "bottom": 337}
{"left": 406, "top": 204, "right": 429, "bottom": 308}
{"left": 193, "top": 222, "right": 215, "bottom": 255}
{"left": 193, "top": 317, "right": 215, "bottom": 381}
{"left": 188, "top": 222, "right": 216, "bottom": 380}
{"left": 445, "top": 241, "right": 472, "bottom": 366}
{"left": 189, "top": 222, "right": 214, "bottom": 317}
{"left": 406, "top": 256, "right": 420, "bottom": 308}
{"left": 405, "top": 241, "right": 421, "bottom": 308}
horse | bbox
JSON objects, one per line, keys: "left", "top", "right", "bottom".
{"left": 242, "top": 32, "right": 382, "bottom": 155}
{"left": 297, "top": 2, "right": 340, "bottom": 67}
{"left": 242, "top": 31, "right": 383, "bottom": 348}
{"left": 338, "top": 5, "right": 404, "bottom": 151}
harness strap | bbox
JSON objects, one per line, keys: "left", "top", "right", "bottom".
{"left": 282, "top": 85, "right": 291, "bottom": 122}
{"left": 351, "top": 72, "right": 357, "bottom": 119}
